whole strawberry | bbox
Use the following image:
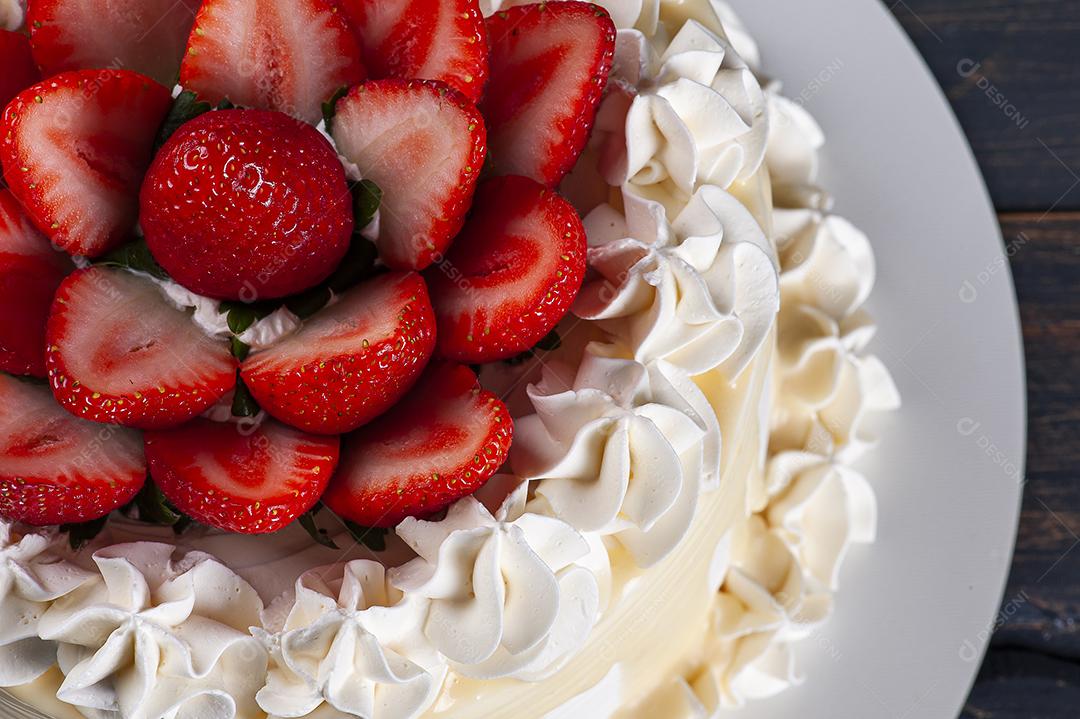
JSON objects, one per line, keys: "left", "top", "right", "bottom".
{"left": 141, "top": 109, "right": 354, "bottom": 301}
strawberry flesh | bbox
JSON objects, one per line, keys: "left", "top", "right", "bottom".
{"left": 331, "top": 79, "right": 486, "bottom": 270}
{"left": 0, "top": 190, "right": 73, "bottom": 377}
{"left": 340, "top": 0, "right": 489, "bottom": 102}
{"left": 242, "top": 272, "right": 437, "bottom": 435}
{"left": 141, "top": 109, "right": 354, "bottom": 301}
{"left": 0, "top": 373, "right": 146, "bottom": 526}
{"left": 0, "top": 30, "right": 41, "bottom": 111}
{"left": 323, "top": 362, "right": 512, "bottom": 528}
{"left": 482, "top": 2, "right": 616, "bottom": 187}
{"left": 180, "top": 0, "right": 366, "bottom": 124}
{"left": 0, "top": 70, "right": 172, "bottom": 258}
{"left": 46, "top": 267, "right": 237, "bottom": 430}
{"left": 426, "top": 175, "right": 586, "bottom": 363}
{"left": 28, "top": 0, "right": 201, "bottom": 86}
{"left": 146, "top": 418, "right": 340, "bottom": 534}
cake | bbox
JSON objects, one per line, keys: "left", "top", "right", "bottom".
{"left": 0, "top": 1, "right": 900, "bottom": 718}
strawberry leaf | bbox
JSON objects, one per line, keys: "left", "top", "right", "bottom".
{"left": 299, "top": 509, "right": 340, "bottom": 550}
{"left": 220, "top": 300, "right": 279, "bottom": 336}
{"left": 326, "top": 238, "right": 379, "bottom": 294}
{"left": 156, "top": 90, "right": 213, "bottom": 149}
{"left": 126, "top": 480, "right": 186, "bottom": 526}
{"left": 344, "top": 521, "right": 388, "bottom": 552}
{"left": 285, "top": 286, "right": 333, "bottom": 320}
{"left": 232, "top": 375, "right": 260, "bottom": 417}
{"left": 230, "top": 337, "right": 251, "bottom": 361}
{"left": 321, "top": 85, "right": 351, "bottom": 135}
{"left": 352, "top": 179, "right": 382, "bottom": 230}
{"left": 60, "top": 515, "right": 109, "bottom": 550}
{"left": 97, "top": 239, "right": 169, "bottom": 280}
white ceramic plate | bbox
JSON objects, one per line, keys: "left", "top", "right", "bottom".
{"left": 727, "top": 0, "right": 1027, "bottom": 717}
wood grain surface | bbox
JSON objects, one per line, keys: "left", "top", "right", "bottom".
{"left": 887, "top": 1, "right": 1080, "bottom": 715}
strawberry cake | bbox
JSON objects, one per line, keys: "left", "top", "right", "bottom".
{"left": 0, "top": 1, "right": 899, "bottom": 718}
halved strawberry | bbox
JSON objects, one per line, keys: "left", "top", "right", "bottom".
{"left": 331, "top": 79, "right": 486, "bottom": 270}
{"left": 242, "top": 272, "right": 436, "bottom": 435}
{"left": 0, "top": 30, "right": 40, "bottom": 111}
{"left": 179, "top": 0, "right": 366, "bottom": 124}
{"left": 339, "top": 0, "right": 489, "bottom": 103}
{"left": 323, "top": 362, "right": 511, "bottom": 528}
{"left": 0, "top": 70, "right": 172, "bottom": 258}
{"left": 145, "top": 418, "right": 340, "bottom": 534}
{"left": 482, "top": 2, "right": 616, "bottom": 187}
{"left": 0, "top": 373, "right": 146, "bottom": 526}
{"left": 45, "top": 267, "right": 237, "bottom": 429}
{"left": 28, "top": 0, "right": 201, "bottom": 86}
{"left": 0, "top": 190, "right": 73, "bottom": 377}
{"left": 425, "top": 175, "right": 586, "bottom": 363}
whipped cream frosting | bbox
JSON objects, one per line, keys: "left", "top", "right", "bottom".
{"left": 574, "top": 184, "right": 778, "bottom": 379}
{"left": 0, "top": 0, "right": 24, "bottom": 31}
{"left": 38, "top": 543, "right": 267, "bottom": 719}
{"left": 609, "top": 20, "right": 767, "bottom": 207}
{"left": 389, "top": 481, "right": 601, "bottom": 681}
{"left": 0, "top": 2, "right": 899, "bottom": 718}
{"left": 256, "top": 561, "right": 446, "bottom": 719}
{"left": 0, "top": 527, "right": 93, "bottom": 689}
{"left": 512, "top": 345, "right": 720, "bottom": 568}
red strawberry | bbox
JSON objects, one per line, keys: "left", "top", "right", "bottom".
{"left": 339, "top": 0, "right": 489, "bottom": 103}
{"left": 323, "top": 361, "right": 512, "bottom": 528}
{"left": 145, "top": 418, "right": 340, "bottom": 534}
{"left": 425, "top": 175, "right": 586, "bottom": 363}
{"left": 0, "top": 190, "right": 73, "bottom": 377}
{"left": 141, "top": 109, "right": 354, "bottom": 301}
{"left": 0, "top": 30, "right": 40, "bottom": 111}
{"left": 242, "top": 272, "right": 436, "bottom": 435}
{"left": 482, "top": 2, "right": 615, "bottom": 187}
{"left": 179, "top": 0, "right": 366, "bottom": 124}
{"left": 0, "top": 373, "right": 146, "bottom": 526}
{"left": 28, "top": 0, "right": 201, "bottom": 86}
{"left": 45, "top": 267, "right": 237, "bottom": 430}
{"left": 0, "top": 70, "right": 172, "bottom": 258}
{"left": 331, "top": 79, "right": 486, "bottom": 271}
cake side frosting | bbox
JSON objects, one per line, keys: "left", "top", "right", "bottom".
{"left": 0, "top": 2, "right": 898, "bottom": 718}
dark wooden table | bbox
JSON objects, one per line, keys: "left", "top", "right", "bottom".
{"left": 886, "top": 1, "right": 1080, "bottom": 716}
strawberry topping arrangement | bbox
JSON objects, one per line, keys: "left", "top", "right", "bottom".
{"left": 0, "top": 0, "right": 615, "bottom": 540}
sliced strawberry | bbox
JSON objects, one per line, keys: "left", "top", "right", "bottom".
{"left": 141, "top": 108, "right": 354, "bottom": 301}
{"left": 331, "top": 79, "right": 486, "bottom": 270}
{"left": 0, "top": 190, "right": 73, "bottom": 377}
{"left": 425, "top": 175, "right": 586, "bottom": 363}
{"left": 323, "top": 362, "right": 511, "bottom": 528}
{"left": 0, "top": 70, "right": 172, "bottom": 258}
{"left": 180, "top": 0, "right": 366, "bottom": 124}
{"left": 0, "top": 30, "right": 40, "bottom": 111}
{"left": 145, "top": 418, "right": 340, "bottom": 534}
{"left": 0, "top": 373, "right": 146, "bottom": 526}
{"left": 45, "top": 267, "right": 237, "bottom": 429}
{"left": 28, "top": 0, "right": 201, "bottom": 86}
{"left": 242, "top": 272, "right": 436, "bottom": 435}
{"left": 482, "top": 2, "right": 616, "bottom": 187}
{"left": 339, "top": 0, "right": 488, "bottom": 102}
